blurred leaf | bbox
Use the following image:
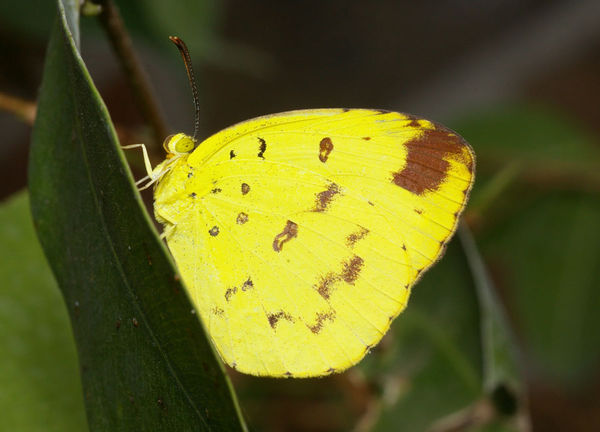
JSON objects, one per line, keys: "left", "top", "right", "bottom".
{"left": 456, "top": 104, "right": 600, "bottom": 388}
{"left": 358, "top": 237, "right": 525, "bottom": 431}
{"left": 0, "top": 0, "right": 56, "bottom": 40}
{"left": 458, "top": 225, "right": 519, "bottom": 395}
{"left": 0, "top": 192, "right": 87, "bottom": 432}
{"left": 28, "top": 1, "right": 246, "bottom": 430}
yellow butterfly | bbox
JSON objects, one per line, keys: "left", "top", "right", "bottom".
{"left": 127, "top": 37, "right": 475, "bottom": 378}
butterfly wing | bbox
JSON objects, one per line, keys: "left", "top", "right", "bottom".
{"left": 154, "top": 109, "right": 475, "bottom": 377}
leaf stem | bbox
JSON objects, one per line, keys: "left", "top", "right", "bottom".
{"left": 94, "top": 0, "right": 168, "bottom": 146}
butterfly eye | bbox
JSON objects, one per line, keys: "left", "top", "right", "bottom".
{"left": 174, "top": 135, "right": 195, "bottom": 153}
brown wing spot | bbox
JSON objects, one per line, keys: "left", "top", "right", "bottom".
{"left": 315, "top": 255, "right": 364, "bottom": 299}
{"left": 225, "top": 287, "right": 237, "bottom": 302}
{"left": 313, "top": 182, "right": 340, "bottom": 212}
{"left": 211, "top": 188, "right": 222, "bottom": 194}
{"left": 237, "top": 212, "right": 249, "bottom": 224}
{"left": 230, "top": 150, "right": 236, "bottom": 159}
{"left": 212, "top": 307, "right": 224, "bottom": 316}
{"left": 273, "top": 220, "right": 298, "bottom": 252}
{"left": 241, "top": 183, "right": 250, "bottom": 195}
{"left": 258, "top": 137, "right": 266, "bottom": 159}
{"left": 267, "top": 311, "right": 294, "bottom": 329}
{"left": 241, "top": 277, "right": 253, "bottom": 291}
{"left": 319, "top": 137, "right": 334, "bottom": 162}
{"left": 414, "top": 208, "right": 423, "bottom": 214}
{"left": 362, "top": 136, "right": 371, "bottom": 141}
{"left": 391, "top": 127, "right": 473, "bottom": 195}
{"left": 316, "top": 273, "right": 337, "bottom": 300}
{"left": 405, "top": 114, "right": 421, "bottom": 127}
{"left": 326, "top": 367, "right": 336, "bottom": 374}
{"left": 189, "top": 192, "right": 196, "bottom": 198}
{"left": 346, "top": 227, "right": 369, "bottom": 247}
{"left": 401, "top": 244, "right": 407, "bottom": 251}
{"left": 284, "top": 371, "right": 293, "bottom": 377}
{"left": 341, "top": 255, "right": 364, "bottom": 284}
{"left": 368, "top": 201, "right": 375, "bottom": 206}
{"left": 187, "top": 171, "right": 194, "bottom": 178}
{"left": 307, "top": 310, "right": 335, "bottom": 334}
{"left": 209, "top": 226, "right": 220, "bottom": 236}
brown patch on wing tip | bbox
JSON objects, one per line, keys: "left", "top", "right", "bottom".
{"left": 241, "top": 183, "right": 250, "bottom": 195}
{"left": 346, "top": 227, "right": 369, "bottom": 247}
{"left": 307, "top": 310, "right": 335, "bottom": 334}
{"left": 209, "top": 226, "right": 220, "bottom": 236}
{"left": 212, "top": 307, "right": 224, "bottom": 316}
{"left": 236, "top": 212, "right": 249, "bottom": 224}
{"left": 326, "top": 367, "right": 336, "bottom": 374}
{"left": 362, "top": 136, "right": 371, "bottom": 141}
{"left": 241, "top": 278, "right": 253, "bottom": 291}
{"left": 284, "top": 371, "right": 293, "bottom": 377}
{"left": 273, "top": 220, "right": 298, "bottom": 252}
{"left": 391, "top": 127, "right": 472, "bottom": 195}
{"left": 319, "top": 137, "right": 334, "bottom": 162}
{"left": 224, "top": 287, "right": 237, "bottom": 301}
{"left": 267, "top": 311, "right": 294, "bottom": 329}
{"left": 313, "top": 182, "right": 340, "bottom": 212}
{"left": 341, "top": 255, "right": 364, "bottom": 284}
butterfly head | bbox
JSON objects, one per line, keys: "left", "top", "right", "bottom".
{"left": 163, "top": 133, "right": 196, "bottom": 159}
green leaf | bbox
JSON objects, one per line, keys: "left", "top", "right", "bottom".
{"left": 457, "top": 105, "right": 600, "bottom": 388}
{"left": 28, "top": 1, "right": 246, "bottom": 430}
{"left": 0, "top": 192, "right": 87, "bottom": 432}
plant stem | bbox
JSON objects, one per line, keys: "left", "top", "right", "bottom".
{"left": 0, "top": 92, "right": 36, "bottom": 125}
{"left": 95, "top": 0, "right": 168, "bottom": 146}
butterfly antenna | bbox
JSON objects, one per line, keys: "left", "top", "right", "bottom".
{"left": 169, "top": 36, "right": 201, "bottom": 143}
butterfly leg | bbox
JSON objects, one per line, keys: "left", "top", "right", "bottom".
{"left": 122, "top": 143, "right": 154, "bottom": 178}
{"left": 159, "top": 223, "right": 175, "bottom": 240}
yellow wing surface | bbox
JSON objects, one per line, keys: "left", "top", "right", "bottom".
{"left": 153, "top": 109, "right": 475, "bottom": 377}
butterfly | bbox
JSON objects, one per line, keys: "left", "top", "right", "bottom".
{"left": 126, "top": 37, "right": 475, "bottom": 378}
